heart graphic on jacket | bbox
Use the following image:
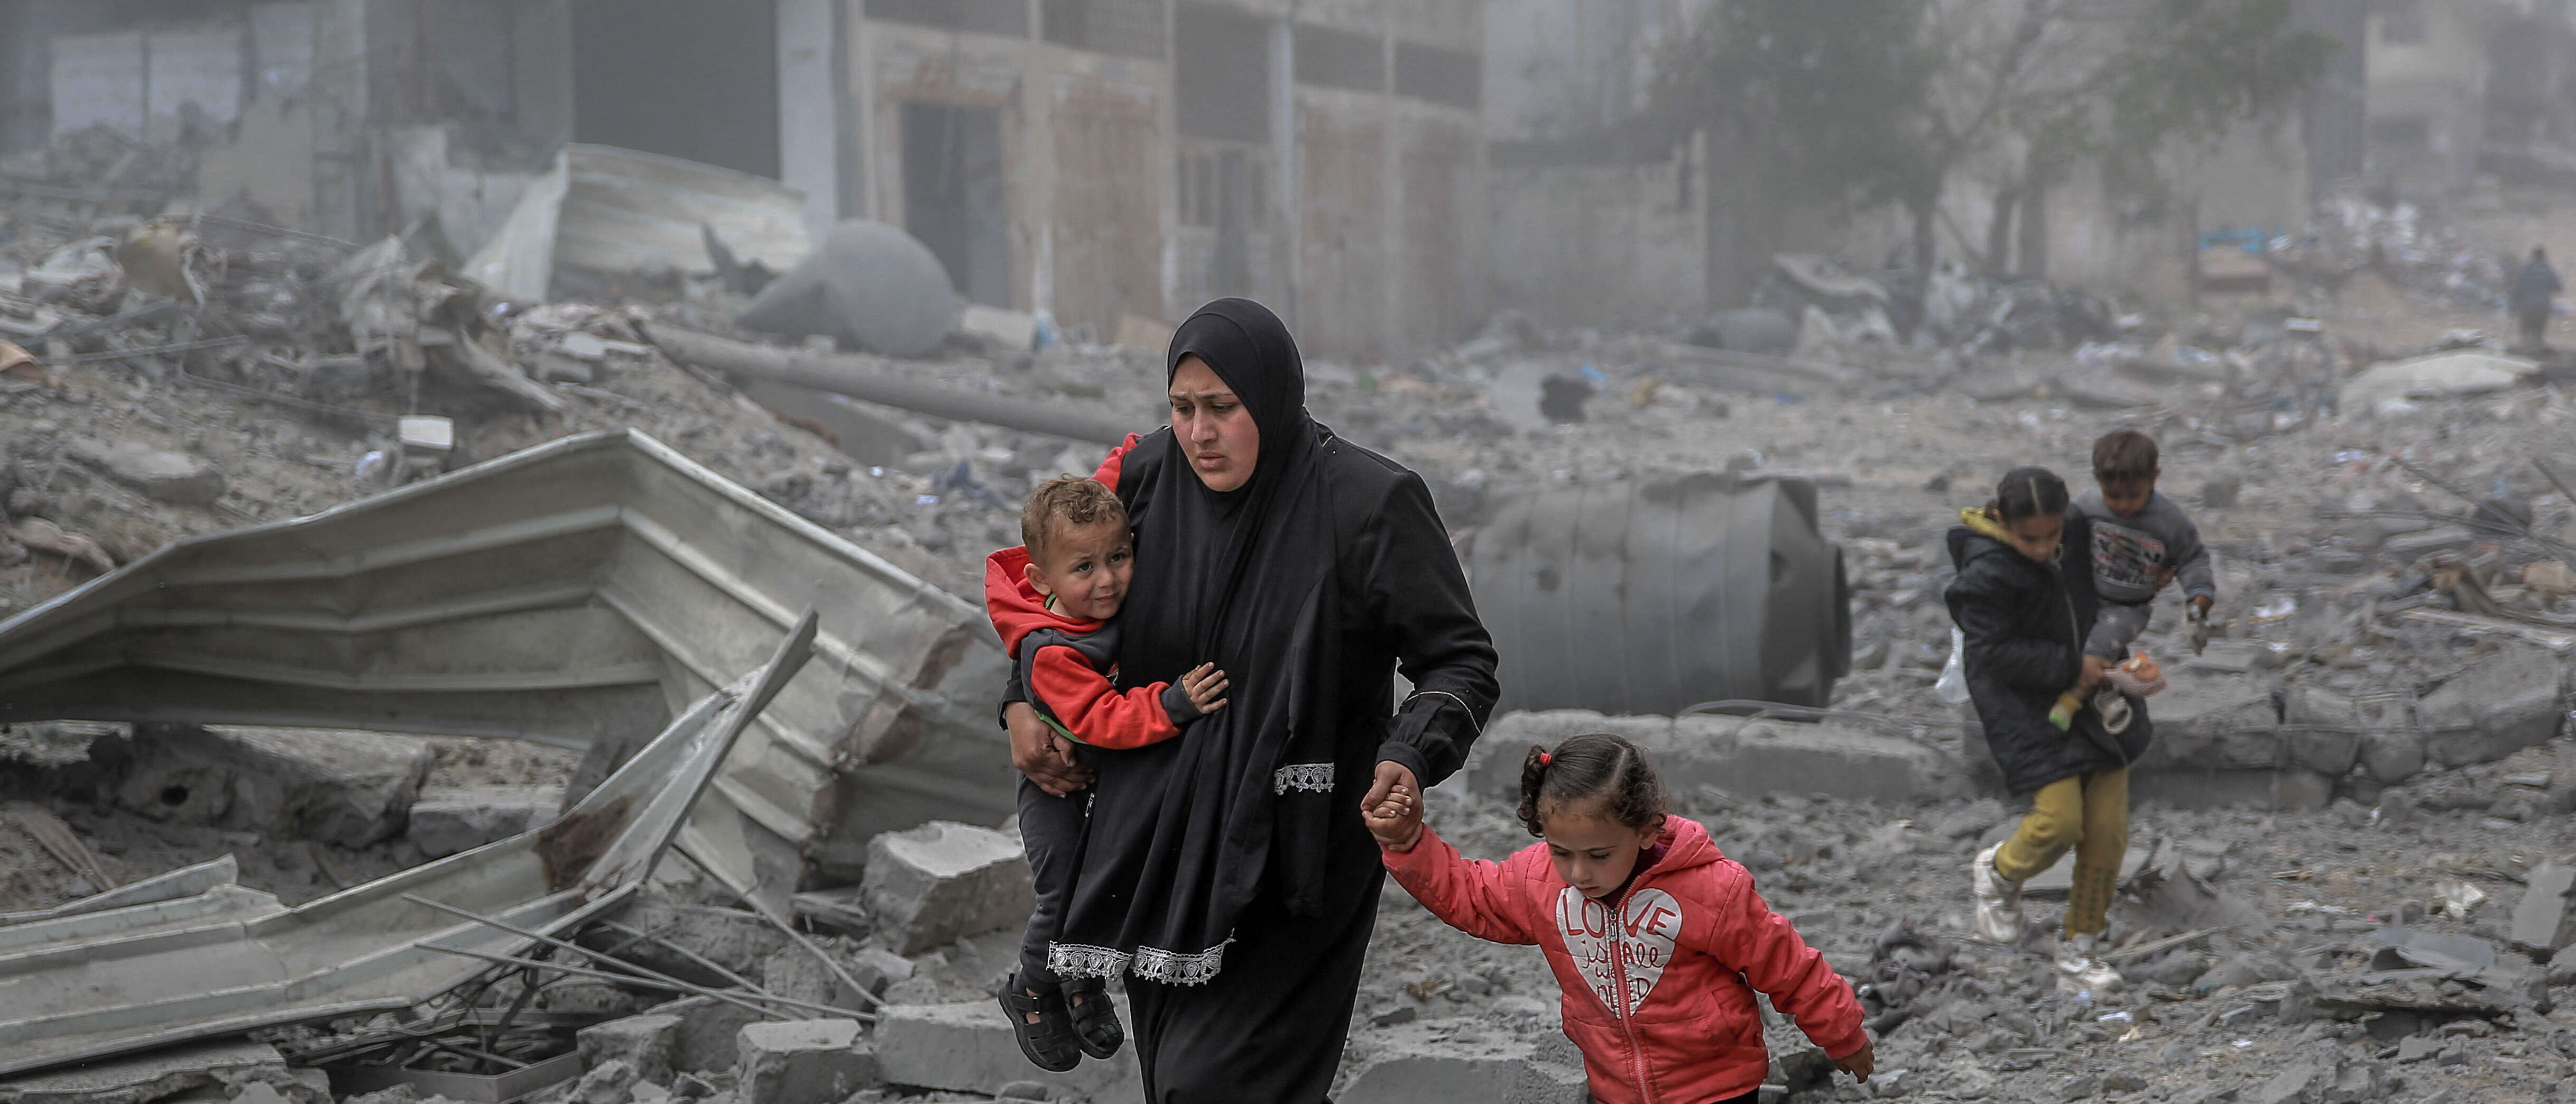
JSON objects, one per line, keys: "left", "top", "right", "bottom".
{"left": 1556, "top": 887, "right": 1684, "bottom": 1017}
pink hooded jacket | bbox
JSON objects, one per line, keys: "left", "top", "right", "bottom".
{"left": 1383, "top": 817, "right": 1867, "bottom": 1104}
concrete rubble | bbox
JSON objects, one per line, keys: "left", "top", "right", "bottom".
{"left": 10, "top": 98, "right": 2576, "bottom": 1104}
{"left": 862, "top": 821, "right": 1037, "bottom": 956}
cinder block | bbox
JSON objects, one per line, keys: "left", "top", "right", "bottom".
{"left": 577, "top": 1013, "right": 680, "bottom": 1086}
{"left": 873, "top": 1002, "right": 1136, "bottom": 1102}
{"left": 862, "top": 822, "right": 1036, "bottom": 955}
{"left": 735, "top": 1018, "right": 878, "bottom": 1104}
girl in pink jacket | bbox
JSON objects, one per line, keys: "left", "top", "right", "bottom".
{"left": 1366, "top": 732, "right": 1873, "bottom": 1104}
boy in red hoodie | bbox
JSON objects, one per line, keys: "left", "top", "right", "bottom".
{"left": 1367, "top": 733, "right": 1873, "bottom": 1104}
{"left": 985, "top": 476, "right": 1229, "bottom": 1073}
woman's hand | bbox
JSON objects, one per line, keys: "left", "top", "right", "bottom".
{"left": 1364, "top": 781, "right": 1423, "bottom": 851}
{"left": 1006, "top": 702, "right": 1095, "bottom": 796}
{"left": 1181, "top": 663, "right": 1230, "bottom": 715}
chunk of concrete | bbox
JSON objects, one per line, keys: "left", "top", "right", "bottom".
{"left": 408, "top": 785, "right": 562, "bottom": 858}
{"left": 1340, "top": 1028, "right": 1589, "bottom": 1104}
{"left": 2418, "top": 646, "right": 2565, "bottom": 768}
{"left": 2358, "top": 728, "right": 2427, "bottom": 786}
{"left": 873, "top": 1002, "right": 1135, "bottom": 1102}
{"left": 2514, "top": 859, "right": 2576, "bottom": 954}
{"left": 862, "top": 821, "right": 1036, "bottom": 955}
{"left": 846, "top": 945, "right": 916, "bottom": 998}
{"left": 735, "top": 1019, "right": 878, "bottom": 1104}
{"left": 115, "top": 723, "right": 431, "bottom": 848}
{"left": 577, "top": 1013, "right": 680, "bottom": 1087}
{"left": 643, "top": 996, "right": 767, "bottom": 1074}
{"left": 65, "top": 437, "right": 227, "bottom": 506}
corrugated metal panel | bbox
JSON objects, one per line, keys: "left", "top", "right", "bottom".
{"left": 0, "top": 621, "right": 811, "bottom": 1078}
{"left": 554, "top": 144, "right": 813, "bottom": 275}
{"left": 0, "top": 430, "right": 1011, "bottom": 891}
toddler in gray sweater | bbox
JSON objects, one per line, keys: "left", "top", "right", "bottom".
{"left": 2074, "top": 429, "right": 2214, "bottom": 662}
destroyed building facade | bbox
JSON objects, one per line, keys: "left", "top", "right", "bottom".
{"left": 0, "top": 0, "right": 1491, "bottom": 356}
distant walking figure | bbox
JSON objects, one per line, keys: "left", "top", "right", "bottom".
{"left": 2513, "top": 245, "right": 2561, "bottom": 352}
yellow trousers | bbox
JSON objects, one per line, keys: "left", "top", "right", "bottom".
{"left": 1993, "top": 768, "right": 2128, "bottom": 936}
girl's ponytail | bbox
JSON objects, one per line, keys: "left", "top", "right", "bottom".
{"left": 1515, "top": 745, "right": 1553, "bottom": 837}
{"left": 1514, "top": 734, "right": 1670, "bottom": 838}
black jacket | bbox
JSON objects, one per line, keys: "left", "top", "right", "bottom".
{"left": 1943, "top": 511, "right": 2150, "bottom": 794}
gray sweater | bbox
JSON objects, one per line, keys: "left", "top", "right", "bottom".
{"left": 2071, "top": 489, "right": 2214, "bottom": 605}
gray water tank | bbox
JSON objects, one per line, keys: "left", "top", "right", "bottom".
{"left": 1468, "top": 471, "right": 1852, "bottom": 715}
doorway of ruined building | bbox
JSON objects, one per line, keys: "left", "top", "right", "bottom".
{"left": 569, "top": 0, "right": 781, "bottom": 180}
{"left": 1174, "top": 141, "right": 1270, "bottom": 307}
{"left": 901, "top": 100, "right": 1010, "bottom": 308}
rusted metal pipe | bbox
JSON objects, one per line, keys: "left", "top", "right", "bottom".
{"left": 642, "top": 323, "right": 1138, "bottom": 446}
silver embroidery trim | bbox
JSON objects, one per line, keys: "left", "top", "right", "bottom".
{"left": 1047, "top": 942, "right": 1130, "bottom": 981}
{"left": 1130, "top": 938, "right": 1232, "bottom": 986}
{"left": 1273, "top": 763, "right": 1335, "bottom": 794}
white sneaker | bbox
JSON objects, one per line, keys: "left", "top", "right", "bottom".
{"left": 2054, "top": 932, "right": 2124, "bottom": 995}
{"left": 1970, "top": 844, "right": 2024, "bottom": 944}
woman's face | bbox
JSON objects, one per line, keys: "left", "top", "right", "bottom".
{"left": 1169, "top": 355, "right": 1260, "bottom": 492}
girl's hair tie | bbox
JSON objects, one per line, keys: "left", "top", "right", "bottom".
{"left": 1538, "top": 751, "right": 1553, "bottom": 766}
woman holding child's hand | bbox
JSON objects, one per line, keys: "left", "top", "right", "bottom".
{"left": 998, "top": 298, "right": 1498, "bottom": 1104}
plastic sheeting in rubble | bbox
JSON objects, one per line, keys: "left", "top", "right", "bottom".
{"left": 0, "top": 614, "right": 818, "bottom": 1076}
{"left": 0, "top": 429, "right": 1012, "bottom": 899}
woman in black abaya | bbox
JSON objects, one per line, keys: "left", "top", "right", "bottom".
{"left": 1001, "top": 298, "right": 1497, "bottom": 1104}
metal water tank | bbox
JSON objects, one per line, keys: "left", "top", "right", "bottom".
{"left": 1467, "top": 471, "right": 1852, "bottom": 714}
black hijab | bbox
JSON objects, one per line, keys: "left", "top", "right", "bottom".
{"left": 1046, "top": 299, "right": 1347, "bottom": 986}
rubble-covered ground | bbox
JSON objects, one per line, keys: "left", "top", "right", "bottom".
{"left": 14, "top": 153, "right": 2576, "bottom": 1101}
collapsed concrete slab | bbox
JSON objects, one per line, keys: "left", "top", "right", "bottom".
{"left": 113, "top": 723, "right": 432, "bottom": 848}
{"left": 862, "top": 821, "right": 1036, "bottom": 955}
{"left": 874, "top": 1002, "right": 1138, "bottom": 1102}
{"left": 0, "top": 429, "right": 1013, "bottom": 898}
{"left": 1463, "top": 710, "right": 1963, "bottom": 806}
{"left": 735, "top": 1019, "right": 878, "bottom": 1104}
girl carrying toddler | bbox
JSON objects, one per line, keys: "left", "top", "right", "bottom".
{"left": 1365, "top": 733, "right": 1872, "bottom": 1104}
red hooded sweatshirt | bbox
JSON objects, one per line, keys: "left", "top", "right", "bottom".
{"left": 983, "top": 545, "right": 1195, "bottom": 749}
{"left": 1384, "top": 817, "right": 1867, "bottom": 1104}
